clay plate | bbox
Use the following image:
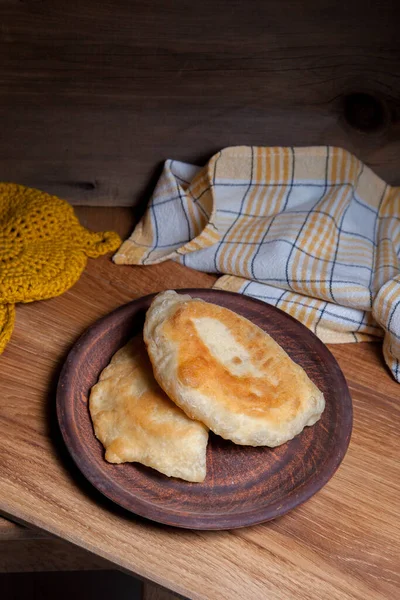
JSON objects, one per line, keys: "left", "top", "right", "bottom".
{"left": 57, "top": 289, "right": 352, "bottom": 530}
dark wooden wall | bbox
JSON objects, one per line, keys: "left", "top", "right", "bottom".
{"left": 1, "top": 0, "right": 399, "bottom": 206}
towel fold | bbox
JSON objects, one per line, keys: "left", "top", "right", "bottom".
{"left": 114, "top": 146, "right": 400, "bottom": 382}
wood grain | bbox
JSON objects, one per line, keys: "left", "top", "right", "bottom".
{"left": 1, "top": 1, "right": 399, "bottom": 205}
{"left": 0, "top": 208, "right": 399, "bottom": 598}
{"left": 57, "top": 290, "right": 351, "bottom": 529}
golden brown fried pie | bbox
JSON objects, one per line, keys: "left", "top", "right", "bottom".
{"left": 89, "top": 335, "right": 208, "bottom": 482}
{"left": 144, "top": 291, "right": 325, "bottom": 447}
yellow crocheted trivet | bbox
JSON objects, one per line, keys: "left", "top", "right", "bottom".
{"left": 0, "top": 183, "right": 121, "bottom": 353}
{"left": 0, "top": 304, "right": 15, "bottom": 354}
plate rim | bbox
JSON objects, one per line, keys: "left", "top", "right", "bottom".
{"left": 56, "top": 288, "right": 353, "bottom": 530}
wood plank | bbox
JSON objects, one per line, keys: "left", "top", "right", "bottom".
{"left": 0, "top": 516, "right": 49, "bottom": 541}
{"left": 0, "top": 208, "right": 399, "bottom": 598}
{"left": 1, "top": 1, "right": 399, "bottom": 205}
{"left": 0, "top": 514, "right": 115, "bottom": 572}
{"left": 74, "top": 207, "right": 138, "bottom": 241}
{"left": 143, "top": 582, "right": 184, "bottom": 600}
{"left": 0, "top": 539, "right": 112, "bottom": 572}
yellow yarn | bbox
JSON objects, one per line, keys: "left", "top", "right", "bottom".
{"left": 0, "top": 304, "right": 15, "bottom": 354}
{"left": 0, "top": 183, "right": 121, "bottom": 353}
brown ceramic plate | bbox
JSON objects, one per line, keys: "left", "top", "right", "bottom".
{"left": 57, "top": 289, "right": 352, "bottom": 530}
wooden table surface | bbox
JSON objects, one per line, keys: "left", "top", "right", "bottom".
{"left": 1, "top": 208, "right": 399, "bottom": 599}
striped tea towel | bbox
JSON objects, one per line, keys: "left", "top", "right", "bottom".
{"left": 114, "top": 146, "right": 400, "bottom": 382}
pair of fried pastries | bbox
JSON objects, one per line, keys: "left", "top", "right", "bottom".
{"left": 89, "top": 291, "right": 325, "bottom": 482}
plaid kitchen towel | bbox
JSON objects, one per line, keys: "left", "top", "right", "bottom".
{"left": 114, "top": 146, "right": 400, "bottom": 382}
